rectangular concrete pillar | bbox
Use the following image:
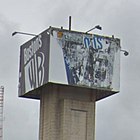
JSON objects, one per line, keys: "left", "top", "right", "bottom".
{"left": 60, "top": 99, "right": 95, "bottom": 140}
{"left": 39, "top": 84, "right": 96, "bottom": 140}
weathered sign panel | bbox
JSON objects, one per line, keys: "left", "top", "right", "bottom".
{"left": 18, "top": 30, "right": 50, "bottom": 96}
{"left": 49, "top": 29, "right": 120, "bottom": 91}
{"left": 18, "top": 27, "right": 120, "bottom": 99}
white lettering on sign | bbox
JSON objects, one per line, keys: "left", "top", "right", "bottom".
{"left": 24, "top": 35, "right": 42, "bottom": 65}
{"left": 24, "top": 35, "right": 45, "bottom": 92}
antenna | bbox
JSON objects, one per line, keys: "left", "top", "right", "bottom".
{"left": 69, "top": 16, "right": 72, "bottom": 31}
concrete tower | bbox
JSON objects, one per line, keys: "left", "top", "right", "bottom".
{"left": 18, "top": 27, "right": 120, "bottom": 140}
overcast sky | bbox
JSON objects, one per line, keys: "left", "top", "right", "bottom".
{"left": 0, "top": 0, "right": 140, "bottom": 140}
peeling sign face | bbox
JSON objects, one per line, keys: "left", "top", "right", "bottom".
{"left": 55, "top": 30, "right": 120, "bottom": 91}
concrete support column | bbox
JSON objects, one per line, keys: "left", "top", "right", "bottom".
{"left": 39, "top": 85, "right": 60, "bottom": 140}
{"left": 39, "top": 84, "right": 96, "bottom": 140}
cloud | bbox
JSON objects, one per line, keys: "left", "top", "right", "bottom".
{"left": 0, "top": 14, "right": 40, "bottom": 140}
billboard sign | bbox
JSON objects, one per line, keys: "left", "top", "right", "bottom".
{"left": 18, "top": 30, "right": 50, "bottom": 96}
{"left": 49, "top": 29, "right": 120, "bottom": 92}
{"left": 18, "top": 27, "right": 120, "bottom": 98}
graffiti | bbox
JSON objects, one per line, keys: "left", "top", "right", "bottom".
{"left": 57, "top": 32, "right": 119, "bottom": 89}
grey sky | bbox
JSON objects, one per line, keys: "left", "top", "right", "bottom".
{"left": 0, "top": 0, "right": 140, "bottom": 140}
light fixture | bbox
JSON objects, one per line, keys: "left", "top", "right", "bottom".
{"left": 86, "top": 25, "right": 102, "bottom": 33}
{"left": 12, "top": 31, "right": 37, "bottom": 37}
{"left": 121, "top": 49, "right": 129, "bottom": 56}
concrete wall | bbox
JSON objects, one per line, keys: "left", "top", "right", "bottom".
{"left": 39, "top": 84, "right": 96, "bottom": 140}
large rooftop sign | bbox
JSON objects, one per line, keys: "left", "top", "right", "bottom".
{"left": 18, "top": 27, "right": 120, "bottom": 100}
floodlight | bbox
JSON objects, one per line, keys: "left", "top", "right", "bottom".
{"left": 121, "top": 50, "right": 129, "bottom": 56}
{"left": 12, "top": 31, "right": 37, "bottom": 37}
{"left": 86, "top": 25, "right": 102, "bottom": 33}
